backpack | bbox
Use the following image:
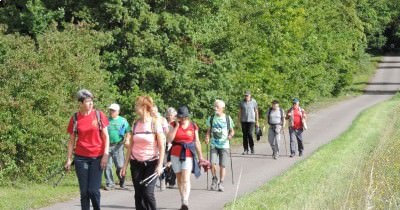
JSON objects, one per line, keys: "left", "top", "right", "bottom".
{"left": 210, "top": 114, "right": 231, "bottom": 136}
{"left": 72, "top": 110, "right": 102, "bottom": 137}
{"left": 267, "top": 108, "right": 284, "bottom": 125}
{"left": 132, "top": 118, "right": 157, "bottom": 135}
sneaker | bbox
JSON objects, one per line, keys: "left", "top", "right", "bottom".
{"left": 180, "top": 204, "right": 189, "bottom": 210}
{"left": 251, "top": 148, "right": 255, "bottom": 154}
{"left": 218, "top": 182, "right": 224, "bottom": 192}
{"left": 299, "top": 151, "right": 303, "bottom": 157}
{"left": 104, "top": 185, "right": 114, "bottom": 191}
{"left": 120, "top": 181, "right": 126, "bottom": 189}
{"left": 211, "top": 176, "right": 218, "bottom": 190}
{"left": 241, "top": 150, "right": 248, "bottom": 155}
{"left": 290, "top": 153, "right": 295, "bottom": 158}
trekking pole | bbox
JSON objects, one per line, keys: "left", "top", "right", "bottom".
{"left": 206, "top": 143, "right": 209, "bottom": 190}
{"left": 140, "top": 167, "right": 166, "bottom": 187}
{"left": 45, "top": 161, "right": 74, "bottom": 188}
{"left": 229, "top": 141, "right": 234, "bottom": 185}
{"left": 282, "top": 129, "right": 288, "bottom": 156}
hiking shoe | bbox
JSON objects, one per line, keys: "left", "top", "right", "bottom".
{"left": 211, "top": 176, "right": 218, "bottom": 190}
{"left": 104, "top": 185, "right": 114, "bottom": 191}
{"left": 218, "top": 182, "right": 224, "bottom": 192}
{"left": 290, "top": 153, "right": 295, "bottom": 158}
{"left": 180, "top": 204, "right": 189, "bottom": 210}
{"left": 299, "top": 151, "right": 303, "bottom": 157}
{"left": 251, "top": 149, "right": 255, "bottom": 154}
{"left": 241, "top": 150, "right": 248, "bottom": 155}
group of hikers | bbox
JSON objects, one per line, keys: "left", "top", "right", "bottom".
{"left": 64, "top": 89, "right": 307, "bottom": 210}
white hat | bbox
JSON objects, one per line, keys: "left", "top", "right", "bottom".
{"left": 108, "top": 103, "right": 120, "bottom": 111}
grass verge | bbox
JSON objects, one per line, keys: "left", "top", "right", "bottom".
{"left": 225, "top": 94, "right": 400, "bottom": 210}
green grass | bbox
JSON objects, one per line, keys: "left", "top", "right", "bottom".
{"left": 225, "top": 94, "right": 400, "bottom": 210}
{"left": 0, "top": 175, "right": 78, "bottom": 210}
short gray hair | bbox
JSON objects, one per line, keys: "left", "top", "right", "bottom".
{"left": 214, "top": 99, "right": 225, "bottom": 108}
{"left": 166, "top": 107, "right": 177, "bottom": 116}
{"left": 76, "top": 89, "right": 93, "bottom": 102}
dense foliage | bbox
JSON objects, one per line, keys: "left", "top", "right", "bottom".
{"left": 0, "top": 0, "right": 399, "bottom": 183}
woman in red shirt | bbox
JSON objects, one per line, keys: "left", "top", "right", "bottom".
{"left": 167, "top": 106, "right": 203, "bottom": 210}
{"left": 65, "top": 89, "right": 110, "bottom": 210}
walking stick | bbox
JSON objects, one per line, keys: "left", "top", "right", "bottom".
{"left": 282, "top": 129, "right": 288, "bottom": 156}
{"left": 140, "top": 167, "right": 166, "bottom": 187}
{"left": 206, "top": 143, "right": 209, "bottom": 190}
{"left": 229, "top": 140, "right": 234, "bottom": 185}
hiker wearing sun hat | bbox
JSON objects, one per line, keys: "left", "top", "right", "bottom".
{"left": 286, "top": 98, "right": 307, "bottom": 157}
{"left": 167, "top": 105, "right": 204, "bottom": 210}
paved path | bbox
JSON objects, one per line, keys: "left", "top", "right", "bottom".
{"left": 41, "top": 56, "right": 400, "bottom": 210}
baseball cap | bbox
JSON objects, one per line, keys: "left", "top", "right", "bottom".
{"left": 292, "top": 98, "right": 299, "bottom": 103}
{"left": 109, "top": 103, "right": 120, "bottom": 111}
{"left": 244, "top": 90, "right": 251, "bottom": 96}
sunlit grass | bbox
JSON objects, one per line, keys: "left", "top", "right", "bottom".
{"left": 225, "top": 95, "right": 400, "bottom": 210}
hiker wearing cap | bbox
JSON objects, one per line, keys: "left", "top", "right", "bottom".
{"left": 150, "top": 105, "right": 170, "bottom": 191}
{"left": 120, "top": 96, "right": 165, "bottom": 210}
{"left": 286, "top": 98, "right": 307, "bottom": 157}
{"left": 65, "top": 89, "right": 110, "bottom": 210}
{"left": 163, "top": 107, "right": 177, "bottom": 188}
{"left": 104, "top": 103, "right": 131, "bottom": 190}
{"left": 167, "top": 106, "right": 204, "bottom": 210}
{"left": 238, "top": 90, "right": 259, "bottom": 154}
{"left": 205, "top": 100, "right": 235, "bottom": 192}
{"left": 266, "top": 100, "right": 285, "bottom": 159}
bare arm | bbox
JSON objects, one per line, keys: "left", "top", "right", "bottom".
{"left": 205, "top": 128, "right": 211, "bottom": 144}
{"left": 100, "top": 128, "right": 110, "bottom": 170}
{"left": 64, "top": 134, "right": 75, "bottom": 171}
{"left": 167, "top": 122, "right": 179, "bottom": 143}
{"left": 194, "top": 130, "right": 203, "bottom": 160}
{"left": 120, "top": 134, "right": 133, "bottom": 177}
{"left": 155, "top": 132, "right": 166, "bottom": 175}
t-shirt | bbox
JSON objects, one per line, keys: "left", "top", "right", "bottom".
{"left": 268, "top": 108, "right": 284, "bottom": 125}
{"left": 239, "top": 99, "right": 258, "bottom": 122}
{"left": 206, "top": 114, "right": 234, "bottom": 149}
{"left": 131, "top": 120, "right": 163, "bottom": 161}
{"left": 108, "top": 116, "right": 131, "bottom": 144}
{"left": 170, "top": 122, "right": 198, "bottom": 158}
{"left": 293, "top": 109, "right": 303, "bottom": 129}
{"left": 67, "top": 110, "right": 109, "bottom": 157}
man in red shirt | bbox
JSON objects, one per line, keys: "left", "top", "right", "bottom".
{"left": 286, "top": 98, "right": 307, "bottom": 157}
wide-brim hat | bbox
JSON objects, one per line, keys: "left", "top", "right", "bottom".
{"left": 177, "top": 106, "right": 190, "bottom": 118}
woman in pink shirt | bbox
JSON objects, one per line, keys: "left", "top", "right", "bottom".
{"left": 121, "top": 96, "right": 165, "bottom": 210}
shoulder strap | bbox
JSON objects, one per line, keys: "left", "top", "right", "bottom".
{"left": 210, "top": 115, "right": 215, "bottom": 130}
{"left": 226, "top": 115, "right": 231, "bottom": 135}
{"left": 73, "top": 112, "right": 78, "bottom": 136}
{"left": 267, "top": 108, "right": 272, "bottom": 125}
{"left": 96, "top": 110, "right": 102, "bottom": 131}
{"left": 192, "top": 121, "right": 197, "bottom": 142}
{"left": 132, "top": 121, "right": 138, "bottom": 135}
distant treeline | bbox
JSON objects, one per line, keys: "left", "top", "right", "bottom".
{"left": 0, "top": 0, "right": 399, "bottom": 183}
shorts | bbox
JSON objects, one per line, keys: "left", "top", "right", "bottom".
{"left": 210, "top": 148, "right": 229, "bottom": 168}
{"left": 170, "top": 155, "right": 193, "bottom": 173}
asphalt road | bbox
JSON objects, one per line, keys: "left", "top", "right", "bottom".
{"left": 40, "top": 56, "right": 400, "bottom": 210}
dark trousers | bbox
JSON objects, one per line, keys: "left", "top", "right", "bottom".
{"left": 74, "top": 155, "right": 103, "bottom": 210}
{"left": 130, "top": 159, "right": 158, "bottom": 210}
{"left": 289, "top": 127, "right": 304, "bottom": 154}
{"left": 241, "top": 122, "right": 255, "bottom": 151}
